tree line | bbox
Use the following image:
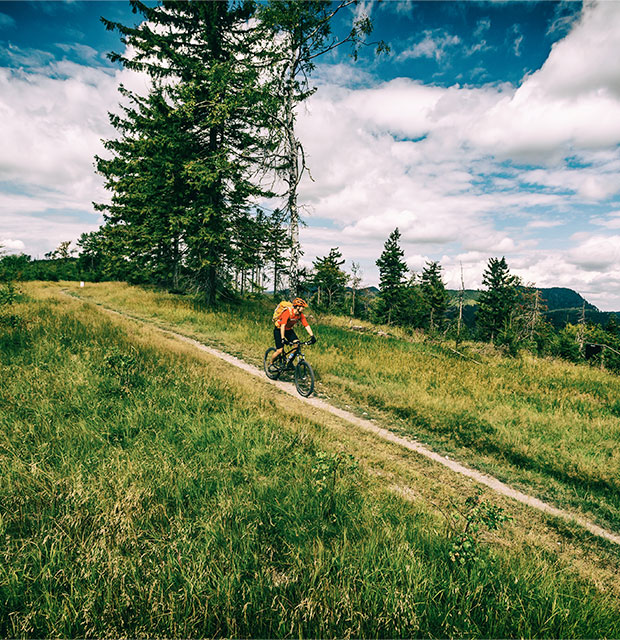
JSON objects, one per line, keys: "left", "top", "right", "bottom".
{"left": 294, "top": 228, "right": 620, "bottom": 372}
{"left": 2, "top": 224, "right": 619, "bottom": 372}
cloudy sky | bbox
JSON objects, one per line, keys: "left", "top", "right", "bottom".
{"left": 1, "top": 1, "right": 620, "bottom": 310}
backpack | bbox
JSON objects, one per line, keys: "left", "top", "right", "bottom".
{"left": 272, "top": 300, "right": 294, "bottom": 325}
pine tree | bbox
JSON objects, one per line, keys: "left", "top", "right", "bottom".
{"left": 100, "top": 1, "right": 278, "bottom": 302}
{"left": 605, "top": 314, "right": 619, "bottom": 337}
{"left": 349, "top": 261, "right": 363, "bottom": 317}
{"left": 420, "top": 260, "right": 448, "bottom": 332}
{"left": 263, "top": 209, "right": 292, "bottom": 297}
{"left": 95, "top": 86, "right": 189, "bottom": 287}
{"left": 375, "top": 228, "right": 409, "bottom": 326}
{"left": 512, "top": 285, "right": 554, "bottom": 353}
{"left": 312, "top": 248, "right": 349, "bottom": 312}
{"left": 476, "top": 257, "right": 520, "bottom": 342}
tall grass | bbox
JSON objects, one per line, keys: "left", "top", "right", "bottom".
{"left": 1, "top": 287, "right": 619, "bottom": 637}
{"left": 62, "top": 281, "right": 620, "bottom": 533}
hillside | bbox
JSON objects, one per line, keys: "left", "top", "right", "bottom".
{"left": 446, "top": 286, "right": 620, "bottom": 329}
{"left": 2, "top": 281, "right": 620, "bottom": 637}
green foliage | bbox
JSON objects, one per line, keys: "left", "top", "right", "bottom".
{"left": 263, "top": 209, "right": 292, "bottom": 296}
{"left": 420, "top": 260, "right": 449, "bottom": 331}
{"left": 442, "top": 492, "right": 511, "bottom": 566}
{"left": 374, "top": 228, "right": 409, "bottom": 325}
{"left": 552, "top": 324, "right": 583, "bottom": 363}
{"left": 0, "top": 252, "right": 81, "bottom": 283}
{"left": 312, "top": 450, "right": 358, "bottom": 516}
{"left": 98, "top": 2, "right": 280, "bottom": 301}
{"left": 0, "top": 280, "right": 18, "bottom": 307}
{"left": 312, "top": 248, "right": 349, "bottom": 312}
{"left": 606, "top": 315, "right": 619, "bottom": 337}
{"left": 477, "top": 257, "right": 520, "bottom": 342}
{"left": 101, "top": 345, "right": 144, "bottom": 396}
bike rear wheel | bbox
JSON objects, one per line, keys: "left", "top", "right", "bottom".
{"left": 294, "top": 359, "right": 315, "bottom": 397}
{"left": 264, "top": 347, "right": 282, "bottom": 380}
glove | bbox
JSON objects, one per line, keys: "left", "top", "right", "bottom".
{"left": 283, "top": 337, "right": 291, "bottom": 345}
{"left": 309, "top": 335, "right": 317, "bottom": 344}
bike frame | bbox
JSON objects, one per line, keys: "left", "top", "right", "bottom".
{"left": 279, "top": 339, "right": 311, "bottom": 369}
{"left": 264, "top": 339, "right": 315, "bottom": 396}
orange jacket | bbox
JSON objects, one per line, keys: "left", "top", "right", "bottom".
{"left": 276, "top": 307, "right": 309, "bottom": 330}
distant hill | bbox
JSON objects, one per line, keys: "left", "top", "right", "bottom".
{"left": 446, "top": 286, "right": 619, "bottom": 330}
{"left": 538, "top": 287, "right": 598, "bottom": 312}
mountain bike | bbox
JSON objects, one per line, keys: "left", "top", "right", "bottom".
{"left": 263, "top": 339, "right": 315, "bottom": 397}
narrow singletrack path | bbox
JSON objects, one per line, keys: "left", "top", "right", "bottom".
{"left": 65, "top": 291, "right": 620, "bottom": 547}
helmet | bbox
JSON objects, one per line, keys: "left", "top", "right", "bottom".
{"left": 292, "top": 297, "right": 308, "bottom": 308}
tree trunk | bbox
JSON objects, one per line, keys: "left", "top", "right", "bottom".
{"left": 284, "top": 43, "right": 301, "bottom": 295}
{"left": 171, "top": 235, "right": 180, "bottom": 290}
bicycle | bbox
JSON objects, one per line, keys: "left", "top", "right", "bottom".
{"left": 263, "top": 339, "right": 315, "bottom": 397}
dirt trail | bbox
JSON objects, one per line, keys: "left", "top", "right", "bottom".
{"left": 70, "top": 293, "right": 620, "bottom": 547}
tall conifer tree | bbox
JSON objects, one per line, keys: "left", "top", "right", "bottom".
{"left": 99, "top": 1, "right": 277, "bottom": 302}
{"left": 312, "top": 247, "right": 349, "bottom": 311}
{"left": 476, "top": 256, "right": 520, "bottom": 341}
{"left": 375, "top": 228, "right": 408, "bottom": 325}
{"left": 258, "top": 0, "right": 386, "bottom": 294}
{"left": 420, "top": 260, "right": 448, "bottom": 331}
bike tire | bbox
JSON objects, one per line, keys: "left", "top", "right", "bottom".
{"left": 294, "top": 359, "right": 315, "bottom": 397}
{"left": 264, "top": 347, "right": 282, "bottom": 380}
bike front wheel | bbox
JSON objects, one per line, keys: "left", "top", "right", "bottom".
{"left": 264, "top": 347, "right": 282, "bottom": 380}
{"left": 294, "top": 359, "right": 315, "bottom": 397}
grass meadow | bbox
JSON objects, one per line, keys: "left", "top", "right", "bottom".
{"left": 65, "top": 281, "right": 620, "bottom": 534}
{"left": 1, "top": 283, "right": 619, "bottom": 637}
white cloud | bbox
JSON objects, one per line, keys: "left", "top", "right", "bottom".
{"left": 0, "top": 43, "right": 155, "bottom": 261}
{"left": 547, "top": 1, "right": 582, "bottom": 37}
{"left": 0, "top": 238, "right": 25, "bottom": 252}
{"left": 55, "top": 42, "right": 100, "bottom": 62}
{"left": 510, "top": 24, "right": 524, "bottom": 57}
{"left": 474, "top": 18, "right": 491, "bottom": 39}
{"left": 522, "top": 168, "right": 620, "bottom": 201}
{"left": 568, "top": 234, "right": 620, "bottom": 271}
{"left": 0, "top": 61, "right": 148, "bottom": 195}
{"left": 0, "top": 210, "right": 101, "bottom": 259}
{"left": 526, "top": 219, "right": 564, "bottom": 229}
{"left": 590, "top": 210, "right": 620, "bottom": 229}
{"left": 292, "top": 0, "right": 620, "bottom": 310}
{"left": 397, "top": 30, "right": 461, "bottom": 62}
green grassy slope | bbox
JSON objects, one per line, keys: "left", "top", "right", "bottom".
{"left": 63, "top": 281, "right": 620, "bottom": 534}
{"left": 1, "top": 286, "right": 619, "bottom": 637}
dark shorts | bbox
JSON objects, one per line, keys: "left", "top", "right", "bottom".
{"left": 274, "top": 327, "right": 298, "bottom": 350}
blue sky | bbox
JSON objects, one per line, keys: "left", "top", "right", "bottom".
{"left": 1, "top": 1, "right": 620, "bottom": 310}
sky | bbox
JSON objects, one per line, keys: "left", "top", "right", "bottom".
{"left": 1, "top": 1, "right": 620, "bottom": 310}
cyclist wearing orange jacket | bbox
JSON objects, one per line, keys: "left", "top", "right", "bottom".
{"left": 270, "top": 297, "right": 316, "bottom": 365}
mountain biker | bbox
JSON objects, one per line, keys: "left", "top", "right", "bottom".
{"left": 270, "top": 297, "right": 316, "bottom": 365}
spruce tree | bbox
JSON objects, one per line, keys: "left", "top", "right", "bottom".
{"left": 95, "top": 86, "right": 190, "bottom": 287}
{"left": 264, "top": 209, "right": 292, "bottom": 297}
{"left": 375, "top": 228, "right": 409, "bottom": 325}
{"left": 312, "top": 248, "right": 349, "bottom": 311}
{"left": 99, "top": 1, "right": 278, "bottom": 302}
{"left": 476, "top": 256, "right": 520, "bottom": 342}
{"left": 420, "top": 260, "right": 448, "bottom": 331}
